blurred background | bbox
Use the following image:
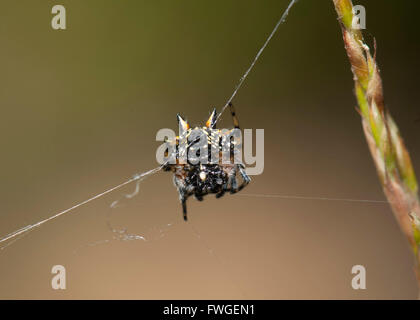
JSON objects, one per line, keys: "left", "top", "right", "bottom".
{"left": 0, "top": 0, "right": 419, "bottom": 299}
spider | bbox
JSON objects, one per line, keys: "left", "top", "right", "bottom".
{"left": 163, "top": 103, "right": 251, "bottom": 221}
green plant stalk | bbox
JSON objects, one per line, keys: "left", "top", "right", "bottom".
{"left": 333, "top": 0, "right": 420, "bottom": 288}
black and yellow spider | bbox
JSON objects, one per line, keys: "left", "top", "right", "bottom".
{"left": 163, "top": 103, "right": 251, "bottom": 221}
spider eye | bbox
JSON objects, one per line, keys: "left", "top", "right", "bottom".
{"left": 199, "top": 171, "right": 207, "bottom": 181}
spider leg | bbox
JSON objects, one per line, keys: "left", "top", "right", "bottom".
{"left": 176, "top": 180, "right": 188, "bottom": 221}
{"left": 215, "top": 189, "right": 225, "bottom": 198}
{"left": 237, "top": 164, "right": 251, "bottom": 192}
{"left": 229, "top": 165, "right": 250, "bottom": 194}
{"left": 229, "top": 167, "right": 238, "bottom": 194}
{"left": 229, "top": 177, "right": 238, "bottom": 194}
{"left": 177, "top": 188, "right": 188, "bottom": 221}
{"left": 173, "top": 172, "right": 191, "bottom": 221}
{"left": 182, "top": 197, "right": 188, "bottom": 221}
{"left": 216, "top": 176, "right": 229, "bottom": 198}
{"left": 228, "top": 102, "right": 240, "bottom": 129}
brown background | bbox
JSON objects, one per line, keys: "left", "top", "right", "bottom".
{"left": 0, "top": 0, "right": 419, "bottom": 299}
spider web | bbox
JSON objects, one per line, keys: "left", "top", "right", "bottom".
{"left": 0, "top": 0, "right": 302, "bottom": 250}
{"left": 0, "top": 1, "right": 393, "bottom": 298}
{"left": 0, "top": 0, "right": 388, "bottom": 252}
